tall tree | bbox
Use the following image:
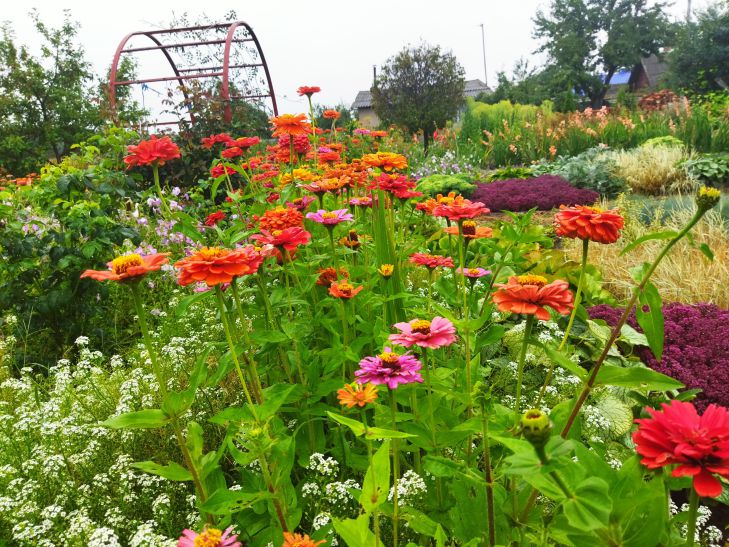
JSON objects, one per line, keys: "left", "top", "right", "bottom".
{"left": 0, "top": 10, "right": 101, "bottom": 175}
{"left": 533, "top": 0, "right": 671, "bottom": 107}
{"left": 668, "top": 2, "right": 729, "bottom": 92}
{"left": 371, "top": 43, "right": 465, "bottom": 150}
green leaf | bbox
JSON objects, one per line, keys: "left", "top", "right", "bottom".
{"left": 635, "top": 281, "right": 664, "bottom": 361}
{"left": 365, "top": 427, "right": 415, "bottom": 439}
{"left": 131, "top": 460, "right": 192, "bottom": 481}
{"left": 101, "top": 409, "right": 169, "bottom": 429}
{"left": 540, "top": 343, "right": 587, "bottom": 380}
{"left": 258, "top": 383, "right": 301, "bottom": 421}
{"left": 198, "top": 489, "right": 269, "bottom": 515}
{"left": 161, "top": 390, "right": 195, "bottom": 418}
{"left": 360, "top": 440, "right": 390, "bottom": 511}
{"left": 621, "top": 230, "right": 678, "bottom": 256}
{"left": 562, "top": 477, "right": 612, "bottom": 532}
{"left": 175, "top": 291, "right": 213, "bottom": 317}
{"left": 619, "top": 324, "right": 648, "bottom": 347}
{"left": 698, "top": 242, "right": 714, "bottom": 261}
{"left": 327, "top": 411, "right": 365, "bottom": 436}
{"left": 595, "top": 364, "right": 683, "bottom": 391}
{"left": 249, "top": 329, "right": 290, "bottom": 344}
{"left": 333, "top": 515, "right": 377, "bottom": 547}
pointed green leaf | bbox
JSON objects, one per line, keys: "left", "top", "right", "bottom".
{"left": 131, "top": 460, "right": 192, "bottom": 481}
{"left": 101, "top": 409, "right": 169, "bottom": 429}
{"left": 360, "top": 440, "right": 390, "bottom": 511}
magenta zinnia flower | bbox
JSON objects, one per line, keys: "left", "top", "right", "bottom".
{"left": 457, "top": 267, "right": 491, "bottom": 278}
{"left": 306, "top": 209, "right": 354, "bottom": 225}
{"left": 389, "top": 317, "right": 457, "bottom": 349}
{"left": 355, "top": 346, "right": 423, "bottom": 389}
{"left": 177, "top": 526, "right": 241, "bottom": 547}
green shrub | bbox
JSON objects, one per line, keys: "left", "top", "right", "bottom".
{"left": 641, "top": 135, "right": 685, "bottom": 148}
{"left": 533, "top": 147, "right": 626, "bottom": 197}
{"left": 485, "top": 166, "right": 534, "bottom": 182}
{"left": 681, "top": 153, "right": 729, "bottom": 186}
{"left": 416, "top": 173, "right": 476, "bottom": 197}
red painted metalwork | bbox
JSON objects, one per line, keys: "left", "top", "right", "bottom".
{"left": 108, "top": 22, "right": 277, "bottom": 126}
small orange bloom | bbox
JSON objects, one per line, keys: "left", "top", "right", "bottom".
{"left": 80, "top": 253, "right": 170, "bottom": 283}
{"left": 361, "top": 152, "right": 408, "bottom": 172}
{"left": 316, "top": 267, "right": 349, "bottom": 287}
{"left": 323, "top": 109, "right": 341, "bottom": 120}
{"left": 329, "top": 280, "right": 363, "bottom": 299}
{"left": 416, "top": 192, "right": 457, "bottom": 214}
{"left": 444, "top": 221, "right": 493, "bottom": 239}
{"left": 175, "top": 246, "right": 264, "bottom": 287}
{"left": 282, "top": 532, "right": 326, "bottom": 547}
{"left": 270, "top": 114, "right": 312, "bottom": 137}
{"left": 337, "top": 382, "right": 378, "bottom": 408}
{"left": 296, "top": 86, "right": 321, "bottom": 97}
{"left": 554, "top": 205, "right": 624, "bottom": 244}
{"left": 492, "top": 275, "right": 573, "bottom": 321}
{"left": 258, "top": 206, "right": 304, "bottom": 231}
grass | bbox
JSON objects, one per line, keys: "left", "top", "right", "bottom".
{"left": 565, "top": 194, "right": 729, "bottom": 307}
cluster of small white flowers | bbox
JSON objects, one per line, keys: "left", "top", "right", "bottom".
{"left": 128, "top": 521, "right": 178, "bottom": 547}
{"left": 673, "top": 503, "right": 723, "bottom": 546}
{"left": 302, "top": 482, "right": 321, "bottom": 498}
{"left": 307, "top": 453, "right": 339, "bottom": 477}
{"left": 387, "top": 470, "right": 428, "bottom": 504}
{"left": 88, "top": 527, "right": 122, "bottom": 547}
{"left": 583, "top": 405, "right": 611, "bottom": 442}
{"left": 75, "top": 335, "right": 90, "bottom": 346}
{"left": 312, "top": 512, "right": 331, "bottom": 530}
{"left": 324, "top": 479, "right": 359, "bottom": 505}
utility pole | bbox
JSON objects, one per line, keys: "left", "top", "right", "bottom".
{"left": 686, "top": 0, "right": 692, "bottom": 22}
{"left": 480, "top": 23, "right": 488, "bottom": 88}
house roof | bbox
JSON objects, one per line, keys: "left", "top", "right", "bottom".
{"left": 351, "top": 78, "right": 492, "bottom": 110}
{"left": 640, "top": 54, "right": 668, "bottom": 86}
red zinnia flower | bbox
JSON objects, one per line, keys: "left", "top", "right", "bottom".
{"left": 432, "top": 196, "right": 489, "bottom": 221}
{"left": 201, "top": 133, "right": 234, "bottom": 149}
{"left": 297, "top": 85, "right": 321, "bottom": 97}
{"left": 323, "top": 109, "right": 341, "bottom": 120}
{"left": 124, "top": 136, "right": 181, "bottom": 169}
{"left": 633, "top": 400, "right": 729, "bottom": 498}
{"left": 211, "top": 165, "right": 236, "bottom": 178}
{"left": 409, "top": 253, "right": 455, "bottom": 270}
{"left": 316, "top": 267, "right": 349, "bottom": 287}
{"left": 228, "top": 136, "right": 260, "bottom": 149}
{"left": 205, "top": 211, "right": 226, "bottom": 226}
{"left": 80, "top": 253, "right": 170, "bottom": 283}
{"left": 492, "top": 275, "right": 573, "bottom": 321}
{"left": 221, "top": 146, "right": 244, "bottom": 159}
{"left": 554, "top": 205, "right": 624, "bottom": 244}
{"left": 250, "top": 227, "right": 311, "bottom": 251}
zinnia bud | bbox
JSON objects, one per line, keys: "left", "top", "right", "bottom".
{"left": 696, "top": 186, "right": 721, "bottom": 212}
{"left": 520, "top": 409, "right": 552, "bottom": 448}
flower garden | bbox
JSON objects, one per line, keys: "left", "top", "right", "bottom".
{"left": 1, "top": 85, "right": 729, "bottom": 547}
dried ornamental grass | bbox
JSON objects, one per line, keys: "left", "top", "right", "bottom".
{"left": 612, "top": 145, "right": 696, "bottom": 195}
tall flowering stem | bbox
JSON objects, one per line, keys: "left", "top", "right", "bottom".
{"left": 480, "top": 398, "right": 496, "bottom": 547}
{"left": 152, "top": 165, "right": 172, "bottom": 218}
{"left": 390, "top": 390, "right": 401, "bottom": 547}
{"left": 560, "top": 191, "right": 718, "bottom": 438}
{"left": 514, "top": 315, "right": 535, "bottom": 427}
{"left": 129, "top": 283, "right": 208, "bottom": 506}
{"left": 685, "top": 488, "right": 700, "bottom": 547}
{"left": 360, "top": 409, "right": 382, "bottom": 547}
{"left": 229, "top": 282, "right": 265, "bottom": 403}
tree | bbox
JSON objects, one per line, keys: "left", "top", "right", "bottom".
{"left": 0, "top": 10, "right": 102, "bottom": 175}
{"left": 533, "top": 0, "right": 671, "bottom": 108}
{"left": 667, "top": 2, "right": 729, "bottom": 93}
{"left": 371, "top": 43, "right": 465, "bottom": 150}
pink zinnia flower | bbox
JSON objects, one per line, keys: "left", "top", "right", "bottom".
{"left": 432, "top": 196, "right": 489, "bottom": 221}
{"left": 633, "top": 400, "right": 729, "bottom": 498}
{"left": 306, "top": 209, "right": 354, "bottom": 225}
{"left": 389, "top": 317, "right": 457, "bottom": 349}
{"left": 457, "top": 267, "right": 491, "bottom": 278}
{"left": 355, "top": 346, "right": 423, "bottom": 389}
{"left": 286, "top": 196, "right": 316, "bottom": 211}
{"left": 250, "top": 227, "right": 311, "bottom": 251}
{"left": 177, "top": 526, "right": 241, "bottom": 547}
{"left": 349, "top": 196, "right": 373, "bottom": 207}
{"left": 409, "top": 252, "right": 455, "bottom": 269}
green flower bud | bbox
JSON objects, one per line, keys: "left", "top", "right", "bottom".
{"left": 696, "top": 186, "right": 721, "bottom": 212}
{"left": 520, "top": 409, "right": 552, "bottom": 448}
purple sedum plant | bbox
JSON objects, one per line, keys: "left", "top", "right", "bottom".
{"left": 471, "top": 175, "right": 599, "bottom": 212}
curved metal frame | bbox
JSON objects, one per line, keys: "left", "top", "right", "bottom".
{"left": 109, "top": 21, "right": 278, "bottom": 126}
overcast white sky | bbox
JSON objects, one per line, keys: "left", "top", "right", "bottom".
{"left": 1, "top": 0, "right": 709, "bottom": 120}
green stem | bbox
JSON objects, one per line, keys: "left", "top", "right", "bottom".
{"left": 514, "top": 315, "right": 535, "bottom": 427}
{"left": 390, "top": 391, "right": 400, "bottom": 547}
{"left": 560, "top": 208, "right": 705, "bottom": 438}
{"left": 536, "top": 238, "right": 589, "bottom": 407}
{"left": 229, "top": 282, "right": 264, "bottom": 403}
{"left": 481, "top": 404, "right": 496, "bottom": 547}
{"left": 361, "top": 410, "right": 381, "bottom": 547}
{"left": 152, "top": 165, "right": 171, "bottom": 219}
{"left": 684, "top": 488, "right": 699, "bottom": 547}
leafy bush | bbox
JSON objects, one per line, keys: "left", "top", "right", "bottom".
{"left": 589, "top": 303, "right": 729, "bottom": 410}
{"left": 471, "top": 175, "right": 599, "bottom": 212}
{"left": 410, "top": 149, "right": 480, "bottom": 179}
{"left": 613, "top": 145, "right": 695, "bottom": 195}
{"left": 641, "top": 135, "right": 684, "bottom": 148}
{"left": 484, "top": 166, "right": 534, "bottom": 182}
{"left": 416, "top": 173, "right": 476, "bottom": 197}
{"left": 533, "top": 147, "right": 625, "bottom": 197}
{"left": 681, "top": 153, "right": 729, "bottom": 186}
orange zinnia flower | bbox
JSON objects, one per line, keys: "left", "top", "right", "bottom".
{"left": 316, "top": 267, "right": 349, "bottom": 287}
{"left": 282, "top": 532, "right": 326, "bottom": 547}
{"left": 361, "top": 152, "right": 408, "bottom": 172}
{"left": 416, "top": 192, "right": 458, "bottom": 214}
{"left": 554, "top": 205, "right": 624, "bottom": 244}
{"left": 329, "top": 280, "right": 363, "bottom": 299}
{"left": 323, "top": 109, "right": 341, "bottom": 120}
{"left": 175, "top": 246, "right": 264, "bottom": 287}
{"left": 444, "top": 221, "right": 493, "bottom": 239}
{"left": 270, "top": 114, "right": 312, "bottom": 137}
{"left": 337, "top": 382, "right": 378, "bottom": 408}
{"left": 257, "top": 206, "right": 304, "bottom": 231}
{"left": 492, "top": 275, "right": 573, "bottom": 321}
{"left": 80, "top": 253, "right": 170, "bottom": 283}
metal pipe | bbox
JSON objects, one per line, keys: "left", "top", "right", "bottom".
{"left": 121, "top": 38, "right": 253, "bottom": 53}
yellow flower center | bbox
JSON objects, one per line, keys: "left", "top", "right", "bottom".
{"left": 411, "top": 320, "right": 432, "bottom": 334}
{"left": 197, "top": 247, "right": 228, "bottom": 261}
{"left": 272, "top": 230, "right": 283, "bottom": 237}
{"left": 468, "top": 268, "right": 481, "bottom": 276}
{"left": 699, "top": 186, "right": 721, "bottom": 199}
{"left": 111, "top": 254, "right": 143, "bottom": 275}
{"left": 322, "top": 212, "right": 338, "bottom": 220}
{"left": 516, "top": 274, "right": 548, "bottom": 287}
{"left": 337, "top": 282, "right": 354, "bottom": 292}
{"left": 378, "top": 352, "right": 400, "bottom": 364}
{"left": 193, "top": 528, "right": 223, "bottom": 547}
